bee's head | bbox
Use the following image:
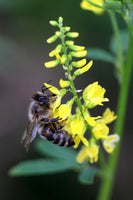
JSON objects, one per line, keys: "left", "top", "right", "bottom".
{"left": 32, "top": 92, "right": 49, "bottom": 105}
{"left": 32, "top": 91, "right": 56, "bottom": 105}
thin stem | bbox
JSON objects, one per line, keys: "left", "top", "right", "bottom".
{"left": 108, "top": 11, "right": 124, "bottom": 79}
{"left": 97, "top": 21, "right": 133, "bottom": 200}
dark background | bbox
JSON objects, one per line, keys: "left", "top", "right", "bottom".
{"left": 0, "top": 0, "right": 133, "bottom": 200}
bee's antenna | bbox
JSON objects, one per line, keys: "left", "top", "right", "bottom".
{"left": 41, "top": 80, "right": 52, "bottom": 93}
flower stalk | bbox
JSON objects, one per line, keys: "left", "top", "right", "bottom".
{"left": 97, "top": 11, "right": 133, "bottom": 200}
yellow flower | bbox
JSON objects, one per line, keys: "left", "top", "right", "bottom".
{"left": 80, "top": 0, "right": 104, "bottom": 15}
{"left": 52, "top": 96, "right": 62, "bottom": 112}
{"left": 59, "top": 79, "right": 70, "bottom": 88}
{"left": 44, "top": 59, "right": 60, "bottom": 68}
{"left": 92, "top": 122, "right": 109, "bottom": 139}
{"left": 68, "top": 45, "right": 85, "bottom": 51}
{"left": 84, "top": 114, "right": 101, "bottom": 127}
{"left": 44, "top": 83, "right": 66, "bottom": 96}
{"left": 103, "top": 134, "right": 120, "bottom": 153}
{"left": 76, "top": 141, "right": 99, "bottom": 163}
{"left": 64, "top": 113, "right": 87, "bottom": 148}
{"left": 66, "top": 32, "right": 79, "bottom": 38}
{"left": 83, "top": 81, "right": 109, "bottom": 108}
{"left": 70, "top": 50, "right": 87, "bottom": 58}
{"left": 53, "top": 104, "right": 71, "bottom": 120}
{"left": 101, "top": 108, "right": 117, "bottom": 124}
{"left": 71, "top": 58, "right": 87, "bottom": 68}
{"left": 74, "top": 60, "right": 93, "bottom": 76}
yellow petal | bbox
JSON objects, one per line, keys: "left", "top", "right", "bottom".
{"left": 59, "top": 79, "right": 70, "bottom": 88}
{"left": 74, "top": 60, "right": 93, "bottom": 76}
{"left": 102, "top": 108, "right": 117, "bottom": 124}
{"left": 44, "top": 83, "right": 60, "bottom": 95}
{"left": 92, "top": 123, "right": 109, "bottom": 139}
{"left": 71, "top": 58, "right": 87, "bottom": 68}
{"left": 44, "top": 59, "right": 60, "bottom": 68}
{"left": 80, "top": 0, "right": 104, "bottom": 15}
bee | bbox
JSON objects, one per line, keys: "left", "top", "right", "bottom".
{"left": 21, "top": 85, "right": 74, "bottom": 151}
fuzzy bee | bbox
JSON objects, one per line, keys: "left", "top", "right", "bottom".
{"left": 21, "top": 85, "right": 74, "bottom": 151}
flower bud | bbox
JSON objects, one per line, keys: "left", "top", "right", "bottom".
{"left": 59, "top": 79, "right": 70, "bottom": 88}
{"left": 65, "top": 40, "right": 74, "bottom": 46}
{"left": 47, "top": 35, "right": 58, "bottom": 43}
{"left": 66, "top": 32, "right": 79, "bottom": 38}
{"left": 58, "top": 16, "right": 63, "bottom": 23}
{"left": 68, "top": 45, "right": 85, "bottom": 51}
{"left": 74, "top": 60, "right": 93, "bottom": 76}
{"left": 49, "top": 20, "right": 58, "bottom": 26}
{"left": 71, "top": 58, "right": 87, "bottom": 68}
{"left": 70, "top": 50, "right": 87, "bottom": 58}
{"left": 44, "top": 59, "right": 60, "bottom": 68}
{"left": 62, "top": 26, "right": 71, "bottom": 32}
{"left": 55, "top": 31, "right": 62, "bottom": 37}
{"left": 61, "top": 54, "right": 67, "bottom": 64}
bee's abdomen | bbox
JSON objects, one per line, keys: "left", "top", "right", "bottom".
{"left": 41, "top": 128, "right": 74, "bottom": 147}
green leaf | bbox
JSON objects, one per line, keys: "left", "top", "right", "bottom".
{"left": 35, "top": 140, "right": 77, "bottom": 163}
{"left": 78, "top": 166, "right": 99, "bottom": 185}
{"left": 9, "top": 159, "right": 76, "bottom": 177}
{"left": 86, "top": 48, "right": 116, "bottom": 64}
{"left": 110, "top": 30, "right": 129, "bottom": 55}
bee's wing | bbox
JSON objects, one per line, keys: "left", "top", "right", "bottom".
{"left": 21, "top": 121, "right": 30, "bottom": 144}
{"left": 21, "top": 119, "right": 38, "bottom": 151}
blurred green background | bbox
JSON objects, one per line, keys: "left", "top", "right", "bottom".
{"left": 0, "top": 0, "right": 133, "bottom": 200}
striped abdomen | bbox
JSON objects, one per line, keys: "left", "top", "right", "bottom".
{"left": 40, "top": 125, "right": 74, "bottom": 147}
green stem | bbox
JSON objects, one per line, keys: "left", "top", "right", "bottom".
{"left": 59, "top": 23, "right": 92, "bottom": 134}
{"left": 97, "top": 22, "right": 133, "bottom": 200}
{"left": 108, "top": 11, "right": 124, "bottom": 79}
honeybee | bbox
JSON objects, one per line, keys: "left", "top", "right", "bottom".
{"left": 21, "top": 85, "right": 74, "bottom": 151}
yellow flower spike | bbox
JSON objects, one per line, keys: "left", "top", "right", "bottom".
{"left": 70, "top": 50, "right": 87, "bottom": 58}
{"left": 47, "top": 35, "right": 58, "bottom": 43}
{"left": 80, "top": 0, "right": 104, "bottom": 15}
{"left": 103, "top": 134, "right": 120, "bottom": 153}
{"left": 44, "top": 59, "right": 60, "bottom": 68}
{"left": 102, "top": 108, "right": 117, "bottom": 124}
{"left": 59, "top": 79, "right": 70, "bottom": 88}
{"left": 71, "top": 58, "right": 87, "bottom": 68}
{"left": 68, "top": 45, "right": 85, "bottom": 51}
{"left": 66, "top": 32, "right": 79, "bottom": 38}
{"left": 83, "top": 81, "right": 109, "bottom": 108}
{"left": 92, "top": 122, "right": 109, "bottom": 139}
{"left": 44, "top": 83, "right": 61, "bottom": 95}
{"left": 74, "top": 60, "right": 93, "bottom": 76}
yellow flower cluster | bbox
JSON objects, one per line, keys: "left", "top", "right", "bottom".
{"left": 44, "top": 17, "right": 119, "bottom": 164}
